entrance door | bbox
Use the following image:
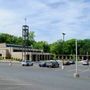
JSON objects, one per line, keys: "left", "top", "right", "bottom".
{"left": 26, "top": 55, "right": 29, "bottom": 60}
{"left": 32, "top": 55, "right": 36, "bottom": 61}
{"left": 0, "top": 54, "right": 2, "bottom": 56}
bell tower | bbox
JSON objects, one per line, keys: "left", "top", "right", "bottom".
{"left": 22, "top": 18, "right": 29, "bottom": 60}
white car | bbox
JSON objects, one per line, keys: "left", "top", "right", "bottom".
{"left": 55, "top": 60, "right": 61, "bottom": 65}
{"left": 82, "top": 60, "right": 89, "bottom": 65}
{"left": 21, "top": 60, "right": 33, "bottom": 66}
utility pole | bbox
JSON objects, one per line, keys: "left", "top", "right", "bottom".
{"left": 74, "top": 39, "right": 80, "bottom": 78}
{"left": 87, "top": 52, "right": 88, "bottom": 61}
{"left": 62, "top": 33, "right": 66, "bottom": 42}
{"left": 61, "top": 33, "right": 66, "bottom": 70}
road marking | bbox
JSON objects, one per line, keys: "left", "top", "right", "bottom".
{"left": 0, "top": 77, "right": 33, "bottom": 86}
{"left": 54, "top": 69, "right": 60, "bottom": 71}
{"left": 67, "top": 69, "right": 76, "bottom": 72}
{"left": 79, "top": 68, "right": 90, "bottom": 73}
{"left": 67, "top": 69, "right": 82, "bottom": 72}
{"left": 0, "top": 84, "right": 32, "bottom": 86}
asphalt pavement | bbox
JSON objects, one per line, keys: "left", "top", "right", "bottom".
{"left": 0, "top": 62, "right": 90, "bottom": 90}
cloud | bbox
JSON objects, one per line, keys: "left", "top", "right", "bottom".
{"left": 0, "top": 0, "right": 90, "bottom": 43}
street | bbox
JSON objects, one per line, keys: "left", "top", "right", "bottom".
{"left": 0, "top": 62, "right": 90, "bottom": 90}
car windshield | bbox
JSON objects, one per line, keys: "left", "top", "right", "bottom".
{"left": 46, "top": 62, "right": 52, "bottom": 64}
{"left": 22, "top": 60, "right": 31, "bottom": 62}
{"left": 39, "top": 61, "right": 45, "bottom": 64}
{"left": 26, "top": 60, "right": 30, "bottom": 62}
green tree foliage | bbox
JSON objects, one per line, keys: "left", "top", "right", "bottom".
{"left": 81, "top": 39, "right": 90, "bottom": 54}
{"left": 0, "top": 33, "right": 90, "bottom": 55}
{"left": 28, "top": 31, "right": 35, "bottom": 46}
{"left": 65, "top": 39, "right": 76, "bottom": 55}
{"left": 0, "top": 33, "right": 23, "bottom": 45}
{"left": 50, "top": 40, "right": 63, "bottom": 54}
{"left": 33, "top": 41, "right": 50, "bottom": 52}
{"left": 50, "top": 39, "right": 90, "bottom": 55}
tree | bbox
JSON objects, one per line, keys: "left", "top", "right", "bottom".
{"left": 0, "top": 33, "right": 23, "bottom": 45}
{"left": 33, "top": 41, "right": 50, "bottom": 52}
{"left": 1, "top": 32, "right": 90, "bottom": 56}
{"left": 50, "top": 40, "right": 63, "bottom": 55}
{"left": 65, "top": 39, "right": 76, "bottom": 55}
{"left": 82, "top": 39, "right": 90, "bottom": 55}
{"left": 28, "top": 31, "right": 35, "bottom": 46}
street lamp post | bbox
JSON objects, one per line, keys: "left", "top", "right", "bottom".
{"left": 61, "top": 33, "right": 66, "bottom": 70}
{"left": 74, "top": 39, "right": 80, "bottom": 78}
{"left": 62, "top": 33, "right": 66, "bottom": 42}
{"left": 87, "top": 52, "right": 88, "bottom": 61}
{"left": 86, "top": 52, "right": 89, "bottom": 69}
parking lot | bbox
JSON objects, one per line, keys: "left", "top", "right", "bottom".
{"left": 0, "top": 61, "right": 90, "bottom": 90}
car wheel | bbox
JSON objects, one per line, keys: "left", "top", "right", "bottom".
{"left": 22, "top": 64, "right": 24, "bottom": 66}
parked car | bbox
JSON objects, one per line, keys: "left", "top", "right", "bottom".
{"left": 63, "top": 61, "right": 71, "bottom": 65}
{"left": 69, "top": 60, "right": 75, "bottom": 64}
{"left": 21, "top": 60, "right": 33, "bottom": 66}
{"left": 55, "top": 60, "right": 61, "bottom": 65}
{"left": 46, "top": 61, "right": 59, "bottom": 68}
{"left": 39, "top": 61, "right": 59, "bottom": 68}
{"left": 39, "top": 61, "right": 47, "bottom": 67}
{"left": 82, "top": 60, "right": 89, "bottom": 65}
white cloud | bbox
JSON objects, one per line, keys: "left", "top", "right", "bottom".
{"left": 0, "top": 0, "right": 90, "bottom": 43}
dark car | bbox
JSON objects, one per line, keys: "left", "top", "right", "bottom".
{"left": 39, "top": 61, "right": 47, "bottom": 67}
{"left": 46, "top": 61, "right": 59, "bottom": 68}
{"left": 39, "top": 61, "right": 59, "bottom": 68}
{"left": 69, "top": 60, "right": 75, "bottom": 64}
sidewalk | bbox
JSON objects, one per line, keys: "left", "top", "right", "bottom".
{"left": 0, "top": 60, "right": 20, "bottom": 63}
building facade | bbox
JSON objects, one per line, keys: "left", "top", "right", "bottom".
{"left": 57, "top": 55, "right": 90, "bottom": 61}
{"left": 0, "top": 43, "right": 89, "bottom": 61}
{"left": 0, "top": 43, "right": 53, "bottom": 61}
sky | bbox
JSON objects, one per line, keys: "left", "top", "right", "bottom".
{"left": 0, "top": 0, "right": 90, "bottom": 43}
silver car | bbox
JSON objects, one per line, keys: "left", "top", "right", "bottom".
{"left": 21, "top": 60, "right": 33, "bottom": 66}
{"left": 82, "top": 60, "right": 89, "bottom": 65}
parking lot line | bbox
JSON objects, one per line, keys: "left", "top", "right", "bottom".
{"left": 67, "top": 69, "right": 82, "bottom": 72}
{"left": 0, "top": 84, "right": 32, "bottom": 86}
{"left": 79, "top": 68, "right": 90, "bottom": 74}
